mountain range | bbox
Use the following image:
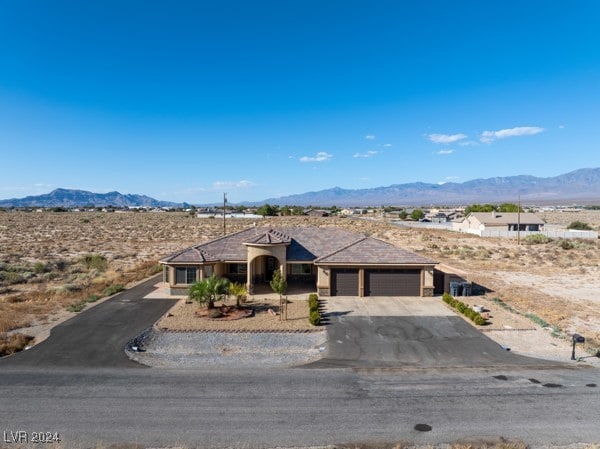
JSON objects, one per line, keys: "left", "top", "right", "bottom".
{"left": 258, "top": 168, "right": 600, "bottom": 206}
{"left": 0, "top": 189, "right": 180, "bottom": 208}
{"left": 1, "top": 168, "right": 599, "bottom": 208}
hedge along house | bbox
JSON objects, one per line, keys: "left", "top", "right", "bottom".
{"left": 160, "top": 226, "right": 437, "bottom": 297}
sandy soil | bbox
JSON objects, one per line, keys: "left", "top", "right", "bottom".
{"left": 2, "top": 210, "right": 600, "bottom": 362}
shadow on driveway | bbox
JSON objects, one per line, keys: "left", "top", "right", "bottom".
{"left": 0, "top": 275, "right": 175, "bottom": 369}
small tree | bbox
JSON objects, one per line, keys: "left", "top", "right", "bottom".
{"left": 270, "top": 268, "right": 288, "bottom": 320}
{"left": 229, "top": 282, "right": 248, "bottom": 307}
{"left": 189, "top": 275, "right": 231, "bottom": 309}
{"left": 411, "top": 209, "right": 425, "bottom": 221}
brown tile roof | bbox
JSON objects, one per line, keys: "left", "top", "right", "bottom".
{"left": 243, "top": 228, "right": 292, "bottom": 245}
{"left": 314, "top": 237, "right": 437, "bottom": 265}
{"left": 160, "top": 226, "right": 436, "bottom": 266}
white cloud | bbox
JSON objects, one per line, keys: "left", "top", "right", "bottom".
{"left": 435, "top": 149, "right": 455, "bottom": 155}
{"left": 353, "top": 150, "right": 381, "bottom": 158}
{"left": 382, "top": 143, "right": 392, "bottom": 148}
{"left": 365, "top": 135, "right": 376, "bottom": 140}
{"left": 458, "top": 140, "right": 478, "bottom": 147}
{"left": 428, "top": 133, "right": 467, "bottom": 144}
{"left": 299, "top": 152, "right": 333, "bottom": 162}
{"left": 559, "top": 125, "right": 565, "bottom": 129}
{"left": 212, "top": 180, "right": 256, "bottom": 189}
{"left": 480, "top": 126, "right": 544, "bottom": 143}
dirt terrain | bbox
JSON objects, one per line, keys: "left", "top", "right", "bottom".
{"left": 1, "top": 209, "right": 599, "bottom": 356}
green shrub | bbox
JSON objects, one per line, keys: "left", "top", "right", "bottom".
{"left": 309, "top": 310, "right": 321, "bottom": 326}
{"left": 442, "top": 293, "right": 452, "bottom": 304}
{"left": 558, "top": 239, "right": 574, "bottom": 250}
{"left": 80, "top": 253, "right": 108, "bottom": 272}
{"left": 456, "top": 302, "right": 467, "bottom": 314}
{"left": 86, "top": 294, "right": 100, "bottom": 303}
{"left": 524, "top": 234, "right": 552, "bottom": 244}
{"left": 33, "top": 261, "right": 48, "bottom": 274}
{"left": 308, "top": 294, "right": 319, "bottom": 311}
{"left": 104, "top": 284, "right": 125, "bottom": 296}
{"left": 473, "top": 315, "right": 487, "bottom": 326}
{"left": 567, "top": 221, "right": 592, "bottom": 230}
{"left": 67, "top": 302, "right": 86, "bottom": 313}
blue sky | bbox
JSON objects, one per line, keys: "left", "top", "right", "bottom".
{"left": 1, "top": 1, "right": 599, "bottom": 204}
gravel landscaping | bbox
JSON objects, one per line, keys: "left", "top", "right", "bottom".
{"left": 127, "top": 327, "right": 327, "bottom": 368}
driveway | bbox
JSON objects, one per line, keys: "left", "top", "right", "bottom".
{"left": 0, "top": 274, "right": 175, "bottom": 369}
{"left": 308, "top": 296, "right": 564, "bottom": 369}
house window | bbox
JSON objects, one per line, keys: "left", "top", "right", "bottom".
{"left": 291, "top": 264, "right": 312, "bottom": 275}
{"left": 175, "top": 267, "right": 197, "bottom": 284}
{"left": 163, "top": 266, "right": 169, "bottom": 284}
{"left": 228, "top": 263, "right": 247, "bottom": 275}
{"left": 204, "top": 265, "right": 213, "bottom": 277}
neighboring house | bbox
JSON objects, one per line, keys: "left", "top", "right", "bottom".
{"left": 160, "top": 226, "right": 437, "bottom": 297}
{"left": 453, "top": 212, "right": 545, "bottom": 236}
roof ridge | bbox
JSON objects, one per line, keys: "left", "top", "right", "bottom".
{"left": 313, "top": 235, "right": 367, "bottom": 262}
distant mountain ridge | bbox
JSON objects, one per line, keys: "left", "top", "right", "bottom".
{"left": 257, "top": 168, "right": 600, "bottom": 206}
{"left": 1, "top": 168, "right": 599, "bottom": 208}
{"left": 0, "top": 188, "right": 180, "bottom": 208}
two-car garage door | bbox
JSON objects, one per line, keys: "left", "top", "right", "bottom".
{"left": 331, "top": 268, "right": 421, "bottom": 296}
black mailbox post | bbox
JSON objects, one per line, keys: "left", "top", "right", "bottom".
{"left": 571, "top": 333, "right": 585, "bottom": 360}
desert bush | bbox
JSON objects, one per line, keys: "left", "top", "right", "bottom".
{"left": 33, "top": 261, "right": 48, "bottom": 274}
{"left": 0, "top": 333, "right": 34, "bottom": 357}
{"left": 558, "top": 239, "right": 574, "bottom": 250}
{"left": 104, "top": 284, "right": 125, "bottom": 296}
{"left": 67, "top": 302, "right": 86, "bottom": 313}
{"left": 567, "top": 221, "right": 592, "bottom": 230}
{"left": 80, "top": 253, "right": 108, "bottom": 272}
{"left": 86, "top": 294, "right": 100, "bottom": 303}
{"left": 524, "top": 234, "right": 552, "bottom": 244}
{"left": 0, "top": 271, "right": 26, "bottom": 285}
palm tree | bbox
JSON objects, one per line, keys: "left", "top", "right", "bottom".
{"left": 228, "top": 282, "right": 248, "bottom": 307}
{"left": 189, "top": 275, "right": 231, "bottom": 309}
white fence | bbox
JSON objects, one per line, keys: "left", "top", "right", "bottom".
{"left": 461, "top": 229, "right": 598, "bottom": 240}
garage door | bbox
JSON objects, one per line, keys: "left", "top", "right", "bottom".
{"left": 331, "top": 269, "right": 359, "bottom": 296}
{"left": 365, "top": 269, "right": 421, "bottom": 296}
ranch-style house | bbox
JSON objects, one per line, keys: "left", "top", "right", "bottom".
{"left": 160, "top": 226, "right": 439, "bottom": 297}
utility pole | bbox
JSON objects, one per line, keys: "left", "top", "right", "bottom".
{"left": 517, "top": 194, "right": 521, "bottom": 245}
{"left": 223, "top": 193, "right": 227, "bottom": 235}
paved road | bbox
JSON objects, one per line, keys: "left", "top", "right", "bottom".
{"left": 0, "top": 366, "right": 598, "bottom": 448}
{"left": 0, "top": 274, "right": 175, "bottom": 368}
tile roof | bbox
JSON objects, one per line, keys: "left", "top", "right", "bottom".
{"left": 160, "top": 226, "right": 436, "bottom": 266}
{"left": 469, "top": 212, "right": 544, "bottom": 225}
{"left": 314, "top": 237, "right": 437, "bottom": 265}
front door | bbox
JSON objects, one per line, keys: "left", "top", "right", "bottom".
{"left": 266, "top": 256, "right": 277, "bottom": 281}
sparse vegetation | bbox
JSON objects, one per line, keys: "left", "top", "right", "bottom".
{"left": 524, "top": 234, "right": 552, "bottom": 244}
{"left": 103, "top": 284, "right": 125, "bottom": 296}
{"left": 0, "top": 333, "right": 34, "bottom": 357}
{"left": 567, "top": 220, "right": 593, "bottom": 230}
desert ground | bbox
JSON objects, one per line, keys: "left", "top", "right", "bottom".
{"left": 1, "top": 209, "right": 599, "bottom": 357}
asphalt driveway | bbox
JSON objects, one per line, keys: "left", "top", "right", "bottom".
{"left": 0, "top": 274, "right": 175, "bottom": 369}
{"left": 308, "top": 296, "right": 563, "bottom": 369}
